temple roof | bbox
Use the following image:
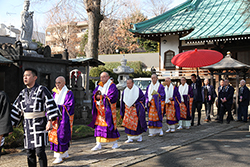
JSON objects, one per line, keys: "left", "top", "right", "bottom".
{"left": 130, "top": 0, "right": 250, "bottom": 41}
{"left": 0, "top": 55, "right": 13, "bottom": 64}
{"left": 70, "top": 57, "right": 105, "bottom": 67}
{"left": 202, "top": 52, "right": 250, "bottom": 70}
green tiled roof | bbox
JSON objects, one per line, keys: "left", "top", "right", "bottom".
{"left": 130, "top": 0, "right": 250, "bottom": 40}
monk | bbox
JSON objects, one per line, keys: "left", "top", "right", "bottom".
{"left": 120, "top": 78, "right": 147, "bottom": 143}
{"left": 88, "top": 72, "right": 120, "bottom": 150}
{"left": 145, "top": 74, "right": 165, "bottom": 137}
{"left": 177, "top": 77, "right": 193, "bottom": 130}
{"left": 49, "top": 76, "right": 75, "bottom": 164}
{"left": 164, "top": 77, "right": 181, "bottom": 133}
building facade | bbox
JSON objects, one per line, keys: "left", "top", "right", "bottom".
{"left": 45, "top": 21, "right": 88, "bottom": 58}
{"left": 130, "top": 0, "right": 250, "bottom": 79}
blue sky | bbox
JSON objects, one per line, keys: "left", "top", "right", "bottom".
{"left": 0, "top": 0, "right": 186, "bottom": 33}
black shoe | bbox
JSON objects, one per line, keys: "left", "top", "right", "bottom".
{"left": 215, "top": 117, "right": 219, "bottom": 120}
{"left": 191, "top": 123, "right": 194, "bottom": 126}
{"left": 227, "top": 121, "right": 230, "bottom": 124}
{"left": 216, "top": 121, "right": 223, "bottom": 124}
{"left": 197, "top": 123, "right": 201, "bottom": 126}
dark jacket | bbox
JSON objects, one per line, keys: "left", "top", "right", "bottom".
{"left": 202, "top": 85, "right": 217, "bottom": 104}
{"left": 0, "top": 91, "right": 13, "bottom": 137}
{"left": 238, "top": 85, "right": 249, "bottom": 106}
{"left": 221, "top": 85, "right": 234, "bottom": 105}
{"left": 191, "top": 76, "right": 202, "bottom": 102}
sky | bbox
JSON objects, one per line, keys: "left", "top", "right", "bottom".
{"left": 0, "top": 0, "right": 187, "bottom": 33}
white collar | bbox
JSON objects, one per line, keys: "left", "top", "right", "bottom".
{"left": 179, "top": 83, "right": 188, "bottom": 102}
{"left": 123, "top": 84, "right": 139, "bottom": 107}
{"left": 165, "top": 83, "right": 174, "bottom": 103}
{"left": 98, "top": 79, "right": 112, "bottom": 95}
{"left": 54, "top": 85, "right": 68, "bottom": 105}
{"left": 148, "top": 81, "right": 160, "bottom": 101}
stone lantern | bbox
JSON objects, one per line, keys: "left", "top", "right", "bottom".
{"left": 113, "top": 55, "right": 134, "bottom": 92}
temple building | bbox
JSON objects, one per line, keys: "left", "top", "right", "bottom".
{"left": 130, "top": 0, "right": 250, "bottom": 78}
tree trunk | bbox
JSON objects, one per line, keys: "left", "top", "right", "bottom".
{"left": 84, "top": 0, "right": 103, "bottom": 59}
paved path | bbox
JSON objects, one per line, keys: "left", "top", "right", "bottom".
{"left": 131, "top": 124, "right": 250, "bottom": 167}
{"left": 0, "top": 113, "right": 247, "bottom": 167}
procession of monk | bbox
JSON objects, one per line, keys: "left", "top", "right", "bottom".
{"left": 4, "top": 69, "right": 246, "bottom": 167}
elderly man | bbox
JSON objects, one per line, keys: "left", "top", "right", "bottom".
{"left": 145, "top": 74, "right": 165, "bottom": 137}
{"left": 0, "top": 91, "right": 13, "bottom": 157}
{"left": 238, "top": 80, "right": 249, "bottom": 122}
{"left": 49, "top": 76, "right": 75, "bottom": 164}
{"left": 88, "top": 72, "right": 120, "bottom": 150}
{"left": 11, "top": 68, "right": 60, "bottom": 167}
{"left": 120, "top": 78, "right": 147, "bottom": 143}
{"left": 218, "top": 79, "right": 234, "bottom": 124}
{"left": 216, "top": 79, "right": 225, "bottom": 120}
{"left": 164, "top": 77, "right": 181, "bottom": 133}
{"left": 202, "top": 78, "right": 217, "bottom": 122}
{"left": 177, "top": 77, "right": 193, "bottom": 130}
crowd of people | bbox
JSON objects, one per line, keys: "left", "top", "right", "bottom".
{"left": 90, "top": 72, "right": 250, "bottom": 151}
{"left": 0, "top": 69, "right": 249, "bottom": 167}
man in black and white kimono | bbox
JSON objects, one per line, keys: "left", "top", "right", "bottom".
{"left": 11, "top": 68, "right": 60, "bottom": 167}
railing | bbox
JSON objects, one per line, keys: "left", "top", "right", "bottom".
{"left": 157, "top": 69, "right": 210, "bottom": 79}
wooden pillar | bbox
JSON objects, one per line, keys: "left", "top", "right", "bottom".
{"left": 236, "top": 73, "right": 239, "bottom": 118}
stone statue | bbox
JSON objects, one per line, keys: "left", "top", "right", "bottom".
{"left": 76, "top": 71, "right": 82, "bottom": 88}
{"left": 20, "top": 0, "right": 37, "bottom": 50}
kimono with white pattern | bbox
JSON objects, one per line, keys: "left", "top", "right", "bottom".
{"left": 11, "top": 83, "right": 60, "bottom": 149}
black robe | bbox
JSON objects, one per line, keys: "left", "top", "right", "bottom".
{"left": 0, "top": 91, "right": 13, "bottom": 137}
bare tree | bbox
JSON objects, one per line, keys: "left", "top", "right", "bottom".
{"left": 145, "top": 0, "right": 173, "bottom": 17}
{"left": 45, "top": 4, "right": 80, "bottom": 58}
{"left": 98, "top": 18, "right": 118, "bottom": 54}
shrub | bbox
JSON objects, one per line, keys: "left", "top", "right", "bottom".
{"left": 89, "top": 61, "right": 151, "bottom": 91}
{"left": 4, "top": 126, "right": 24, "bottom": 148}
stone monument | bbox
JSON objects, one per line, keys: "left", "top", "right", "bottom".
{"left": 113, "top": 55, "right": 134, "bottom": 96}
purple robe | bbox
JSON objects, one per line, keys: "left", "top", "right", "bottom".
{"left": 120, "top": 87, "right": 147, "bottom": 135}
{"left": 50, "top": 90, "right": 75, "bottom": 153}
{"left": 145, "top": 84, "right": 165, "bottom": 128}
{"left": 178, "top": 85, "right": 193, "bottom": 120}
{"left": 165, "top": 87, "right": 181, "bottom": 125}
{"left": 88, "top": 83, "right": 120, "bottom": 139}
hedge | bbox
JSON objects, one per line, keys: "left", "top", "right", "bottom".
{"left": 89, "top": 61, "right": 151, "bottom": 91}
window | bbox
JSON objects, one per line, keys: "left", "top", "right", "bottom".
{"left": 164, "top": 50, "right": 175, "bottom": 69}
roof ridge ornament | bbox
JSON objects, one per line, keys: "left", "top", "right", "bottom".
{"left": 226, "top": 51, "right": 231, "bottom": 58}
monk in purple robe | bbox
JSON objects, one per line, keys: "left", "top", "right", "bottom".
{"left": 49, "top": 76, "right": 75, "bottom": 164}
{"left": 88, "top": 72, "right": 120, "bottom": 151}
{"left": 120, "top": 79, "right": 147, "bottom": 143}
{"left": 145, "top": 74, "right": 165, "bottom": 137}
{"left": 164, "top": 77, "right": 181, "bottom": 133}
{"left": 177, "top": 77, "right": 193, "bottom": 130}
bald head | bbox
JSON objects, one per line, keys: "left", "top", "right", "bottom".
{"left": 165, "top": 77, "right": 171, "bottom": 86}
{"left": 100, "top": 72, "right": 110, "bottom": 84}
{"left": 151, "top": 74, "right": 158, "bottom": 85}
{"left": 55, "top": 76, "right": 66, "bottom": 91}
